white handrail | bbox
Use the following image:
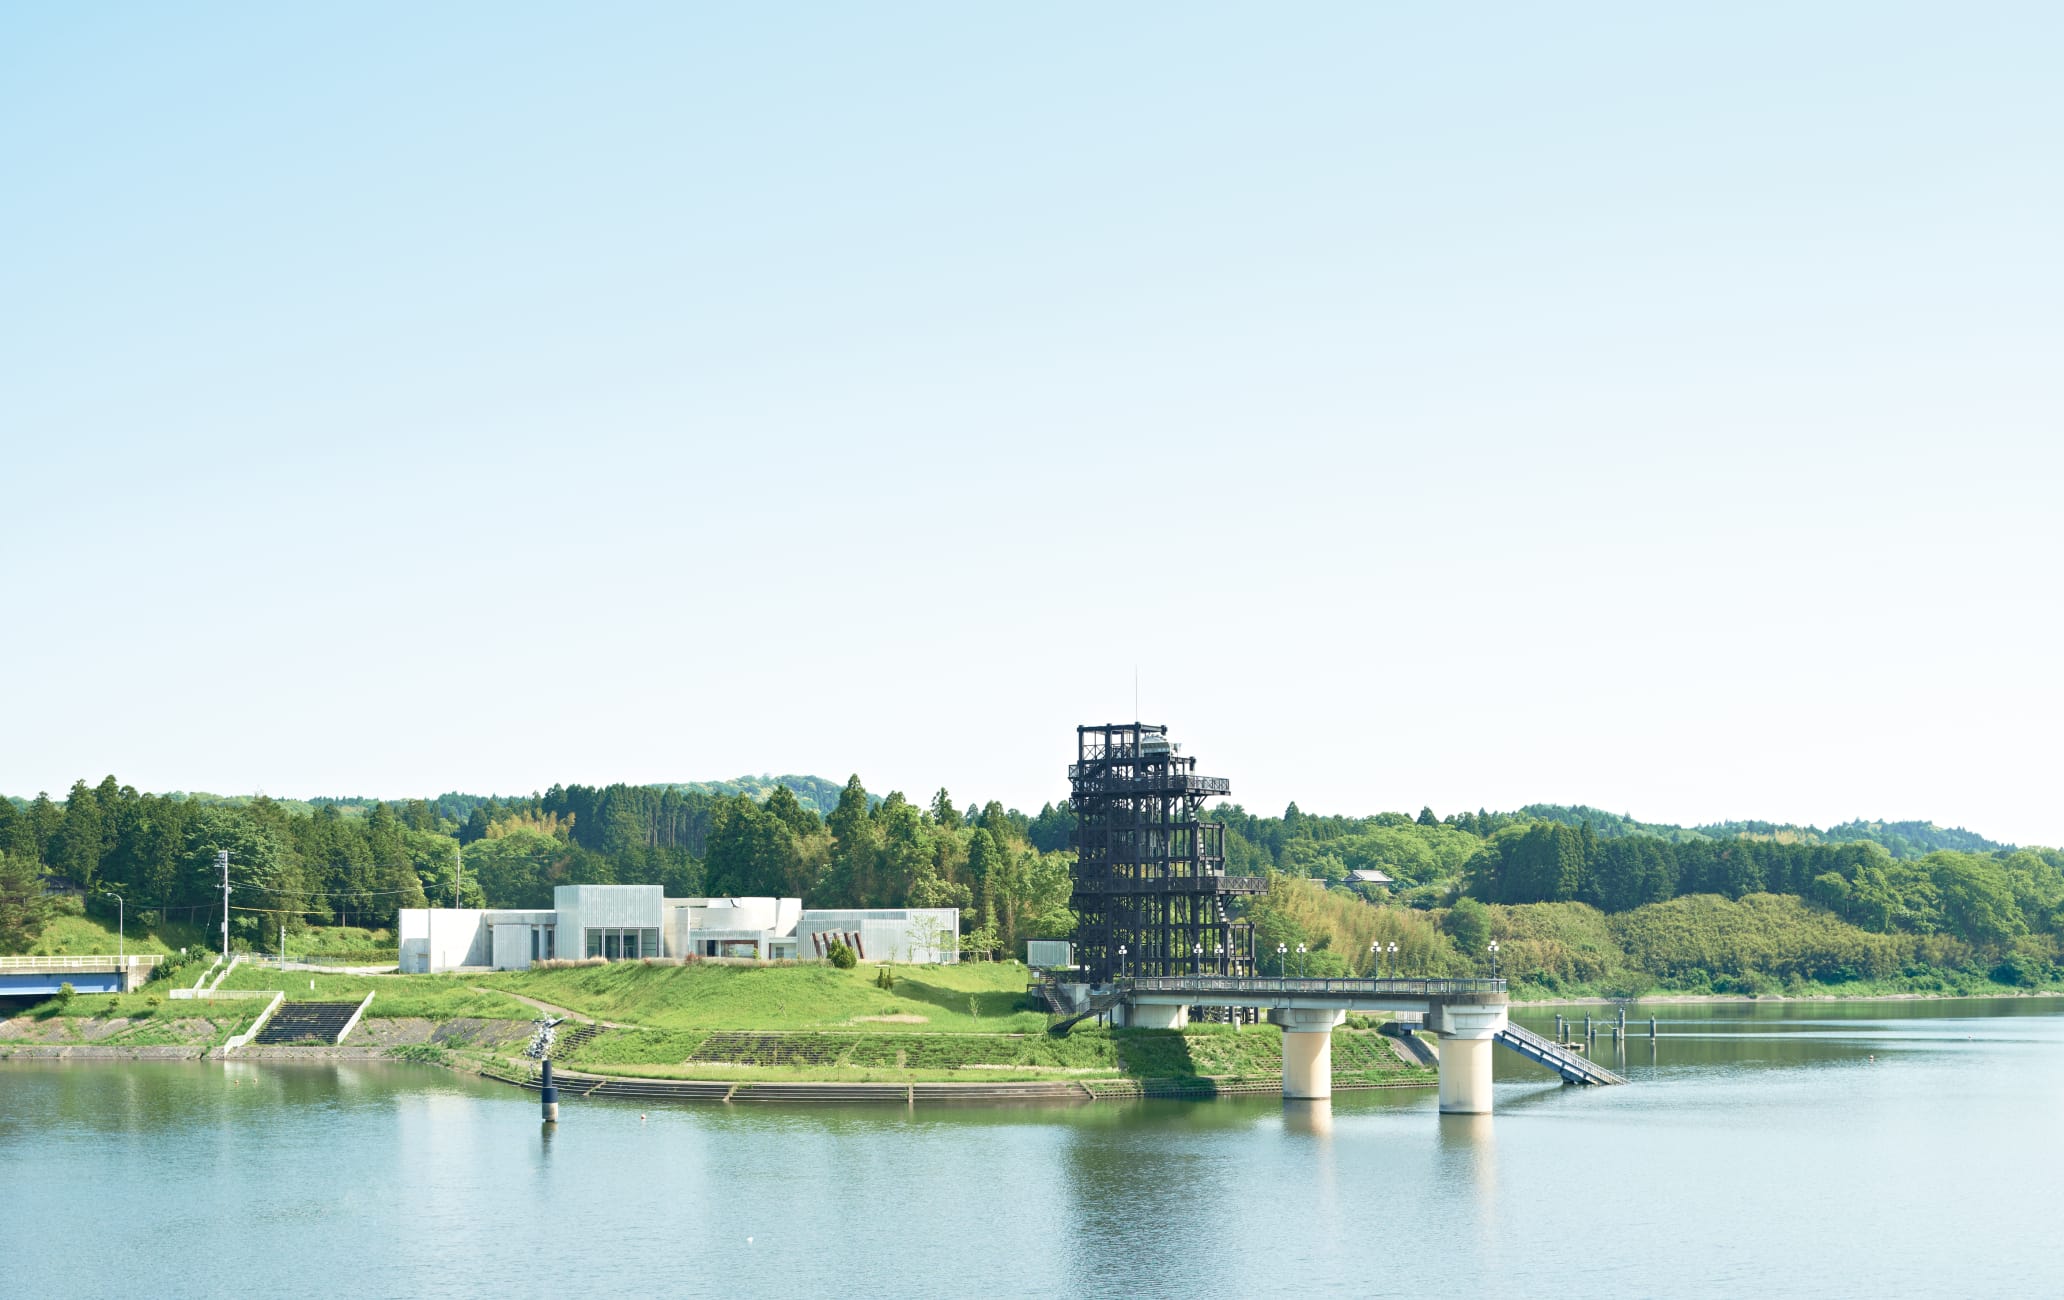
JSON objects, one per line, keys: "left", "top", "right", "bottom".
{"left": 204, "top": 954, "right": 241, "bottom": 992}
{"left": 222, "top": 992, "right": 286, "bottom": 1052}
{"left": 0, "top": 954, "right": 164, "bottom": 970}
{"left": 335, "top": 991, "right": 376, "bottom": 1044}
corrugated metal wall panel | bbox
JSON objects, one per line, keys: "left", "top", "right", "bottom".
{"left": 555, "top": 885, "right": 662, "bottom": 930}
{"left": 1027, "top": 940, "right": 1073, "bottom": 969}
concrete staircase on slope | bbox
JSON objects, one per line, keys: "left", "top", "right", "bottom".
{"left": 549, "top": 1023, "right": 601, "bottom": 1061}
{"left": 253, "top": 1001, "right": 364, "bottom": 1046}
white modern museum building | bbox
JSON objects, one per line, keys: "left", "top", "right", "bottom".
{"left": 397, "top": 885, "right": 959, "bottom": 973}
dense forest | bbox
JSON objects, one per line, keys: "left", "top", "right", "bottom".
{"left": 4, "top": 777, "right": 2059, "bottom": 993}
{"left": 0, "top": 776, "right": 1071, "bottom": 962}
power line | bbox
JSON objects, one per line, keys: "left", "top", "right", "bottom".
{"left": 228, "top": 902, "right": 403, "bottom": 916}
{"left": 229, "top": 882, "right": 433, "bottom": 898}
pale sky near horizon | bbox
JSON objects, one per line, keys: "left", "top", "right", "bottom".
{"left": 3, "top": 5, "right": 2059, "bottom": 844}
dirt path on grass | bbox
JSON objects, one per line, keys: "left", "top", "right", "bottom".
{"left": 472, "top": 988, "right": 640, "bottom": 1029}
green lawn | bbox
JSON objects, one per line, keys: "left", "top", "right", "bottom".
{"left": 8, "top": 910, "right": 214, "bottom": 959}
{"left": 11, "top": 984, "right": 264, "bottom": 1045}
{"left": 485, "top": 960, "right": 1049, "bottom": 1033}
{"left": 211, "top": 966, "right": 535, "bottom": 1020}
{"left": 7, "top": 911, "right": 394, "bottom": 966}
{"left": 274, "top": 926, "right": 398, "bottom": 961}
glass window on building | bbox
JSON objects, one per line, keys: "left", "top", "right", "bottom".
{"left": 584, "top": 928, "right": 662, "bottom": 961}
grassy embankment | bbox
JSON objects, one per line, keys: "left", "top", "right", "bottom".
{"left": 212, "top": 964, "right": 534, "bottom": 1020}
{"left": 9, "top": 905, "right": 396, "bottom": 962}
{"left": 1, "top": 942, "right": 260, "bottom": 1047}
{"left": 2, "top": 921, "right": 1418, "bottom": 1084}
{"left": 475, "top": 961, "right": 1431, "bottom": 1086}
{"left": 2, "top": 914, "right": 435, "bottom": 1048}
{"left": 102, "top": 956, "right": 1429, "bottom": 1087}
{"left": 484, "top": 959, "right": 1049, "bottom": 1032}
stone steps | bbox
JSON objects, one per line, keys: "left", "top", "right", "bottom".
{"left": 253, "top": 1001, "right": 362, "bottom": 1046}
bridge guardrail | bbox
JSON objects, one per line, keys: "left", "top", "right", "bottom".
{"left": 1119, "top": 976, "right": 1506, "bottom": 997}
{"left": 0, "top": 954, "right": 164, "bottom": 970}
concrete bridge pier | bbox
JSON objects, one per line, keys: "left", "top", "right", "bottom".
{"left": 1124, "top": 1003, "right": 1188, "bottom": 1030}
{"left": 1269, "top": 1008, "right": 1347, "bottom": 1099}
{"left": 1432, "top": 1001, "right": 1509, "bottom": 1114}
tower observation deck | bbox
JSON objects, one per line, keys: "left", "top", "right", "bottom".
{"left": 1069, "top": 723, "right": 1265, "bottom": 987}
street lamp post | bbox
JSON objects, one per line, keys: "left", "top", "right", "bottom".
{"left": 1387, "top": 941, "right": 1399, "bottom": 981}
{"left": 1117, "top": 944, "right": 1127, "bottom": 978}
{"left": 1370, "top": 939, "right": 1380, "bottom": 978}
{"left": 1214, "top": 944, "right": 1223, "bottom": 975}
{"left": 1296, "top": 943, "right": 1307, "bottom": 978}
{"left": 1277, "top": 942, "right": 1287, "bottom": 977}
{"left": 98, "top": 890, "right": 124, "bottom": 966}
{"left": 1489, "top": 939, "right": 1500, "bottom": 982}
{"left": 1193, "top": 943, "right": 1203, "bottom": 977}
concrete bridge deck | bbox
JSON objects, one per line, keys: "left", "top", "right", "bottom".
{"left": 1120, "top": 974, "right": 1507, "bottom": 1013}
{"left": 1048, "top": 973, "right": 1622, "bottom": 1114}
{"left": 0, "top": 954, "right": 161, "bottom": 997}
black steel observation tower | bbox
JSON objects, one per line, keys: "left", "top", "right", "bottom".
{"left": 1069, "top": 722, "right": 1265, "bottom": 987}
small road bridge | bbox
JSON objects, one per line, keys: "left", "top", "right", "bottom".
{"left": 1047, "top": 974, "right": 1623, "bottom": 1112}
{"left": 0, "top": 954, "right": 161, "bottom": 998}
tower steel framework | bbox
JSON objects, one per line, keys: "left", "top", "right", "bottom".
{"left": 1069, "top": 722, "right": 1263, "bottom": 989}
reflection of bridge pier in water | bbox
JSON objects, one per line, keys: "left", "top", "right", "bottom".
{"left": 1436, "top": 1111, "right": 1499, "bottom": 1244}
{"left": 1281, "top": 1097, "right": 1334, "bottom": 1138}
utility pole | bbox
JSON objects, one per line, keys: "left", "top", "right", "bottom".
{"left": 454, "top": 844, "right": 463, "bottom": 909}
{"left": 217, "top": 849, "right": 231, "bottom": 959}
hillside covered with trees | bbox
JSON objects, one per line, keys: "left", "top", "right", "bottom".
{"left": 4, "top": 777, "right": 2058, "bottom": 996}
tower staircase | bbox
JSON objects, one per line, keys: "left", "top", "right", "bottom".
{"left": 1045, "top": 985, "right": 1125, "bottom": 1036}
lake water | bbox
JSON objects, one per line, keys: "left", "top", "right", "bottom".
{"left": 5, "top": 999, "right": 2061, "bottom": 1298}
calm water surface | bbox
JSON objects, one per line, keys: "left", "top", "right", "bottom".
{"left": 5, "top": 998, "right": 2061, "bottom": 1298}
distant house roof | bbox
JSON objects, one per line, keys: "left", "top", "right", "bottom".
{"left": 1348, "top": 869, "right": 1395, "bottom": 884}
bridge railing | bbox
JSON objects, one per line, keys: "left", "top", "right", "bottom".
{"left": 1119, "top": 975, "right": 1506, "bottom": 997}
{"left": 0, "top": 954, "right": 163, "bottom": 971}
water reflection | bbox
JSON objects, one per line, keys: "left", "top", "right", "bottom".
{"left": 1436, "top": 1111, "right": 1495, "bottom": 1162}
{"left": 1282, "top": 1097, "right": 1333, "bottom": 1138}
{"left": 7, "top": 1002, "right": 2064, "bottom": 1299}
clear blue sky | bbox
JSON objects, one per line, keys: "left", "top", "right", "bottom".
{"left": 4, "top": 4, "right": 2059, "bottom": 843}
